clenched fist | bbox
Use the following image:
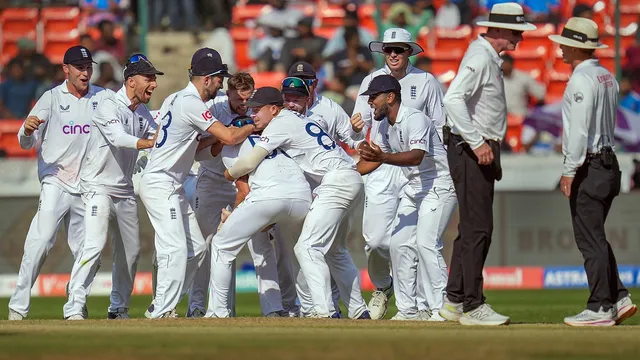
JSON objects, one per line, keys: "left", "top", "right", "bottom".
{"left": 350, "top": 112, "right": 365, "bottom": 133}
{"left": 24, "top": 116, "right": 45, "bottom": 136}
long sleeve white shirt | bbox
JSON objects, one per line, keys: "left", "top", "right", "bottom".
{"left": 79, "top": 86, "right": 155, "bottom": 198}
{"left": 561, "top": 59, "right": 618, "bottom": 177}
{"left": 18, "top": 81, "right": 111, "bottom": 194}
{"left": 443, "top": 35, "right": 507, "bottom": 150}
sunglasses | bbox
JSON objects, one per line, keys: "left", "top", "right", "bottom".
{"left": 282, "top": 77, "right": 310, "bottom": 95}
{"left": 383, "top": 46, "right": 409, "bottom": 55}
{"left": 127, "top": 53, "right": 149, "bottom": 65}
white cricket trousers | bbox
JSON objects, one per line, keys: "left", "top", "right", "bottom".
{"left": 139, "top": 176, "right": 207, "bottom": 318}
{"left": 208, "top": 195, "right": 310, "bottom": 318}
{"left": 362, "top": 164, "right": 403, "bottom": 290}
{"left": 9, "top": 182, "right": 85, "bottom": 317}
{"left": 294, "top": 168, "right": 368, "bottom": 318}
{"left": 63, "top": 193, "right": 140, "bottom": 317}
{"left": 391, "top": 182, "right": 457, "bottom": 316}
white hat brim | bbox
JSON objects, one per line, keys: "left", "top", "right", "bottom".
{"left": 369, "top": 41, "right": 424, "bottom": 56}
{"left": 476, "top": 21, "right": 537, "bottom": 31}
{"left": 548, "top": 34, "right": 609, "bottom": 49}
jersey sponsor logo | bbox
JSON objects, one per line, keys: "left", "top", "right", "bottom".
{"left": 59, "top": 104, "right": 70, "bottom": 112}
{"left": 202, "top": 110, "right": 213, "bottom": 121}
{"left": 63, "top": 121, "right": 91, "bottom": 135}
{"left": 260, "top": 136, "right": 269, "bottom": 143}
{"left": 465, "top": 66, "right": 475, "bottom": 73}
{"left": 106, "top": 119, "right": 121, "bottom": 125}
{"left": 410, "top": 139, "right": 426, "bottom": 145}
{"left": 573, "top": 92, "right": 584, "bottom": 103}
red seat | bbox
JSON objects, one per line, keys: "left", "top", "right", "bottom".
{"left": 506, "top": 124, "right": 523, "bottom": 153}
{"left": 40, "top": 7, "right": 81, "bottom": 34}
{"left": 0, "top": 8, "right": 39, "bottom": 35}
{"left": 358, "top": 4, "right": 380, "bottom": 35}
{"left": 435, "top": 25, "right": 472, "bottom": 52}
{"left": 595, "top": 48, "right": 616, "bottom": 73}
{"left": 512, "top": 46, "right": 549, "bottom": 75}
{"left": 423, "top": 50, "right": 463, "bottom": 77}
{"left": 232, "top": 4, "right": 267, "bottom": 26}
{"left": 44, "top": 31, "right": 80, "bottom": 64}
{"left": 253, "top": 72, "right": 287, "bottom": 89}
{"left": 230, "top": 27, "right": 255, "bottom": 70}
{"left": 520, "top": 23, "right": 555, "bottom": 51}
{"left": 1, "top": 30, "right": 36, "bottom": 65}
{"left": 545, "top": 70, "right": 570, "bottom": 103}
{"left": 315, "top": 26, "right": 338, "bottom": 40}
{"left": 318, "top": 5, "right": 344, "bottom": 27}
{"left": 0, "top": 120, "right": 36, "bottom": 158}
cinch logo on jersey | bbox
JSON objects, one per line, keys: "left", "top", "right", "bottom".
{"left": 63, "top": 121, "right": 90, "bottom": 135}
{"left": 410, "top": 139, "right": 426, "bottom": 145}
{"left": 106, "top": 119, "right": 121, "bottom": 125}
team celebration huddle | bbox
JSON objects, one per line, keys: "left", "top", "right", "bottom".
{"left": 6, "top": 3, "right": 638, "bottom": 327}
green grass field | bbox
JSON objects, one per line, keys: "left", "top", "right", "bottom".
{"left": 1, "top": 290, "right": 639, "bottom": 360}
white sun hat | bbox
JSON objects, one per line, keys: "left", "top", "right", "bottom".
{"left": 548, "top": 17, "right": 608, "bottom": 49}
{"left": 369, "top": 28, "right": 424, "bottom": 56}
{"left": 476, "top": 2, "right": 537, "bottom": 32}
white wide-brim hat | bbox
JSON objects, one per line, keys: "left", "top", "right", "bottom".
{"left": 548, "top": 17, "right": 608, "bottom": 49}
{"left": 369, "top": 28, "right": 424, "bottom": 56}
{"left": 476, "top": 2, "right": 537, "bottom": 31}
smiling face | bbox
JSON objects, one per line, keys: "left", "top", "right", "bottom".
{"left": 250, "top": 105, "right": 279, "bottom": 131}
{"left": 128, "top": 74, "right": 158, "bottom": 104}
{"left": 64, "top": 61, "right": 93, "bottom": 93}
{"left": 383, "top": 44, "right": 411, "bottom": 73}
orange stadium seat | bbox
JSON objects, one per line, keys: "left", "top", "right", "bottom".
{"left": 595, "top": 48, "right": 616, "bottom": 73}
{"left": 232, "top": 4, "right": 267, "bottom": 26}
{"left": 512, "top": 46, "right": 549, "bottom": 76}
{"left": 44, "top": 30, "right": 80, "bottom": 64}
{"left": 314, "top": 26, "right": 338, "bottom": 40}
{"left": 0, "top": 8, "right": 39, "bottom": 35}
{"left": 318, "top": 5, "right": 344, "bottom": 27}
{"left": 434, "top": 25, "right": 472, "bottom": 52}
{"left": 253, "top": 71, "right": 286, "bottom": 88}
{"left": 1, "top": 30, "right": 36, "bottom": 65}
{"left": 358, "top": 4, "right": 380, "bottom": 35}
{"left": 506, "top": 124, "right": 523, "bottom": 153}
{"left": 40, "top": 7, "right": 81, "bottom": 34}
{"left": 424, "top": 50, "right": 463, "bottom": 77}
{"left": 545, "top": 70, "right": 570, "bottom": 103}
{"left": 0, "top": 120, "right": 36, "bottom": 158}
{"left": 230, "top": 27, "right": 254, "bottom": 70}
{"left": 600, "top": 23, "right": 636, "bottom": 52}
{"left": 520, "top": 23, "right": 555, "bottom": 51}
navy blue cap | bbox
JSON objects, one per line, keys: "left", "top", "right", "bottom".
{"left": 189, "top": 48, "right": 231, "bottom": 77}
{"left": 245, "top": 87, "right": 284, "bottom": 107}
{"left": 63, "top": 45, "right": 95, "bottom": 65}
{"left": 360, "top": 74, "right": 402, "bottom": 96}
{"left": 287, "top": 61, "right": 316, "bottom": 79}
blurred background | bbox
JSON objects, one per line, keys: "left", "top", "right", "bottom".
{"left": 0, "top": 0, "right": 640, "bottom": 295}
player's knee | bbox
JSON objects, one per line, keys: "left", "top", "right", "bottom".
{"left": 364, "top": 232, "right": 390, "bottom": 252}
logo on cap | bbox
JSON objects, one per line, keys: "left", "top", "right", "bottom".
{"left": 289, "top": 82, "right": 296, "bottom": 88}
{"left": 391, "top": 31, "right": 396, "bottom": 39}
{"left": 297, "top": 64, "right": 303, "bottom": 72}
{"left": 81, "top": 48, "right": 88, "bottom": 58}
{"left": 516, "top": 16, "right": 524, "bottom": 23}
{"left": 206, "top": 53, "right": 213, "bottom": 57}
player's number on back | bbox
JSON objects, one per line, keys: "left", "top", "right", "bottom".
{"left": 155, "top": 111, "right": 172, "bottom": 148}
{"left": 248, "top": 135, "right": 278, "bottom": 159}
{"left": 305, "top": 123, "right": 335, "bottom": 150}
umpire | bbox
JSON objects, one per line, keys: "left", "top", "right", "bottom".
{"left": 439, "top": 3, "right": 536, "bottom": 326}
{"left": 549, "top": 17, "right": 637, "bottom": 326}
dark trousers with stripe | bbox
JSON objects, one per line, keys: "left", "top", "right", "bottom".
{"left": 570, "top": 155, "right": 628, "bottom": 312}
{"left": 444, "top": 135, "right": 501, "bottom": 313}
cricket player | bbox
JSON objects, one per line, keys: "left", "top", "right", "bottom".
{"left": 548, "top": 18, "right": 637, "bottom": 326}
{"left": 224, "top": 87, "right": 370, "bottom": 319}
{"left": 351, "top": 28, "right": 446, "bottom": 320}
{"left": 8, "top": 46, "right": 112, "bottom": 321}
{"left": 207, "top": 89, "right": 312, "bottom": 317}
{"left": 62, "top": 54, "right": 163, "bottom": 320}
{"left": 140, "top": 48, "right": 255, "bottom": 318}
{"left": 357, "top": 75, "right": 457, "bottom": 320}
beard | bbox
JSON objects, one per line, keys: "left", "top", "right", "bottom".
{"left": 374, "top": 103, "right": 388, "bottom": 121}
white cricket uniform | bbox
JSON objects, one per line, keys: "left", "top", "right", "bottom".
{"left": 374, "top": 105, "right": 456, "bottom": 316}
{"left": 9, "top": 82, "right": 110, "bottom": 317}
{"left": 256, "top": 109, "right": 367, "bottom": 318}
{"left": 207, "top": 135, "right": 312, "bottom": 318}
{"left": 354, "top": 64, "right": 446, "bottom": 291}
{"left": 139, "top": 82, "right": 211, "bottom": 318}
{"left": 63, "top": 86, "right": 154, "bottom": 318}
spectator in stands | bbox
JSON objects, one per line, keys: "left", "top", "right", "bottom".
{"left": 80, "top": 34, "right": 124, "bottom": 86}
{"left": 521, "top": 0, "right": 560, "bottom": 24}
{"left": 435, "top": 0, "right": 461, "bottom": 29}
{"left": 521, "top": 125, "right": 562, "bottom": 154}
{"left": 95, "top": 19, "right": 126, "bottom": 64}
{"left": 322, "top": 3, "right": 376, "bottom": 58}
{"left": 278, "top": 16, "right": 327, "bottom": 73}
{"left": 571, "top": 3, "right": 593, "bottom": 19}
{"left": 202, "top": 21, "right": 237, "bottom": 75}
{"left": 255, "top": 0, "right": 304, "bottom": 39}
{"left": 94, "top": 62, "right": 120, "bottom": 91}
{"left": 0, "top": 60, "right": 38, "bottom": 119}
{"left": 620, "top": 71, "right": 640, "bottom": 113}
{"left": 327, "top": 27, "right": 374, "bottom": 90}
{"left": 374, "top": 2, "right": 432, "bottom": 66}
{"left": 80, "top": 0, "right": 129, "bottom": 26}
{"left": 501, "top": 54, "right": 546, "bottom": 118}
{"left": 6, "top": 38, "right": 52, "bottom": 83}
{"left": 321, "top": 75, "right": 356, "bottom": 115}
{"left": 250, "top": 18, "right": 287, "bottom": 72}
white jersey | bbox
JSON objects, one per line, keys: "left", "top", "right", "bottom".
{"left": 307, "top": 93, "right": 363, "bottom": 149}
{"left": 256, "top": 109, "right": 356, "bottom": 184}
{"left": 375, "top": 105, "right": 452, "bottom": 197}
{"left": 222, "top": 134, "right": 311, "bottom": 202}
{"left": 142, "top": 82, "right": 215, "bottom": 185}
{"left": 18, "top": 81, "right": 111, "bottom": 194}
{"left": 80, "top": 86, "right": 155, "bottom": 198}
{"left": 199, "top": 96, "right": 250, "bottom": 177}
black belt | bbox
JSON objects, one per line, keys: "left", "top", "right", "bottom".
{"left": 585, "top": 146, "right": 615, "bottom": 167}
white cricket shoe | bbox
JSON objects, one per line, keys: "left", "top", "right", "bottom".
{"left": 439, "top": 297, "right": 463, "bottom": 322}
{"left": 8, "top": 309, "right": 24, "bottom": 321}
{"left": 145, "top": 307, "right": 178, "bottom": 319}
{"left": 459, "top": 304, "right": 510, "bottom": 326}
{"left": 368, "top": 282, "right": 393, "bottom": 320}
{"left": 614, "top": 296, "right": 637, "bottom": 325}
{"left": 428, "top": 311, "right": 447, "bottom": 322}
{"left": 418, "top": 309, "right": 433, "bottom": 321}
{"left": 565, "top": 307, "right": 615, "bottom": 327}
{"left": 390, "top": 312, "right": 422, "bottom": 321}
{"left": 66, "top": 314, "right": 85, "bottom": 321}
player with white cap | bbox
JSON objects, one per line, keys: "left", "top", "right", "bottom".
{"left": 351, "top": 27, "right": 447, "bottom": 320}
{"left": 140, "top": 48, "right": 255, "bottom": 318}
{"left": 8, "top": 45, "right": 112, "bottom": 321}
{"left": 63, "top": 54, "right": 163, "bottom": 320}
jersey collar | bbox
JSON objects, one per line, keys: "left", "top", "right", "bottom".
{"left": 477, "top": 35, "right": 503, "bottom": 67}
{"left": 116, "top": 85, "right": 132, "bottom": 108}
{"left": 60, "top": 80, "right": 99, "bottom": 97}
{"left": 185, "top": 81, "right": 201, "bottom": 98}
{"left": 382, "top": 63, "right": 415, "bottom": 80}
{"left": 573, "top": 58, "right": 599, "bottom": 73}
{"left": 394, "top": 104, "right": 408, "bottom": 125}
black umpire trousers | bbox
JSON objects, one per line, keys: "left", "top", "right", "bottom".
{"left": 445, "top": 134, "right": 501, "bottom": 313}
{"left": 570, "top": 154, "right": 628, "bottom": 312}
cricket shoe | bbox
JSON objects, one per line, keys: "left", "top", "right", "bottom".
{"left": 186, "top": 308, "right": 206, "bottom": 318}
{"left": 614, "top": 295, "right": 637, "bottom": 325}
{"left": 265, "top": 311, "right": 284, "bottom": 318}
{"left": 357, "top": 310, "right": 372, "bottom": 319}
{"left": 368, "top": 281, "right": 393, "bottom": 320}
{"left": 439, "top": 297, "right": 463, "bottom": 322}
{"left": 428, "top": 311, "right": 447, "bottom": 322}
{"left": 390, "top": 312, "right": 422, "bottom": 321}
{"left": 8, "top": 309, "right": 24, "bottom": 321}
{"left": 307, "top": 311, "right": 342, "bottom": 319}
{"left": 418, "top": 309, "right": 433, "bottom": 321}
{"left": 459, "top": 304, "right": 510, "bottom": 326}
{"left": 108, "top": 308, "right": 130, "bottom": 319}
{"left": 65, "top": 282, "right": 88, "bottom": 319}
{"left": 564, "top": 308, "right": 615, "bottom": 327}
{"left": 145, "top": 306, "right": 178, "bottom": 319}
{"left": 66, "top": 314, "right": 85, "bottom": 321}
